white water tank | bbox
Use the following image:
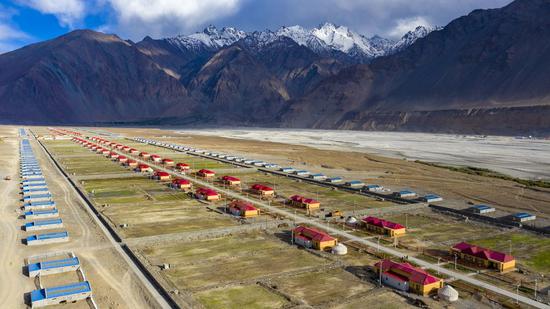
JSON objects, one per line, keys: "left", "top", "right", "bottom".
{"left": 332, "top": 243, "right": 348, "bottom": 255}
{"left": 346, "top": 216, "right": 358, "bottom": 226}
{"left": 438, "top": 285, "right": 459, "bottom": 302}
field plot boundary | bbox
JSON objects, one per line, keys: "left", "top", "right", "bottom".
{"left": 33, "top": 132, "right": 179, "bottom": 309}
{"left": 112, "top": 136, "right": 549, "bottom": 309}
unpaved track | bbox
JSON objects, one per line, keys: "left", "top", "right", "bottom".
{"left": 0, "top": 130, "right": 31, "bottom": 308}
{"left": 0, "top": 126, "right": 159, "bottom": 309}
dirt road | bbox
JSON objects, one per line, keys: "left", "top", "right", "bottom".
{"left": 0, "top": 126, "right": 159, "bottom": 309}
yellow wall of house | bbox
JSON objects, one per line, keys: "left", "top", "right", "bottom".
{"left": 243, "top": 210, "right": 259, "bottom": 217}
{"left": 452, "top": 249, "right": 516, "bottom": 272}
{"left": 305, "top": 203, "right": 320, "bottom": 210}
{"left": 500, "top": 260, "right": 516, "bottom": 271}
{"left": 316, "top": 239, "right": 337, "bottom": 250}
{"left": 420, "top": 280, "right": 442, "bottom": 296}
{"left": 365, "top": 224, "right": 405, "bottom": 237}
{"left": 392, "top": 228, "right": 406, "bottom": 237}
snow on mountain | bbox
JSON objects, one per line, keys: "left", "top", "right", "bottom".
{"left": 165, "top": 23, "right": 436, "bottom": 60}
{"left": 390, "top": 25, "right": 439, "bottom": 53}
{"left": 167, "top": 25, "right": 246, "bottom": 52}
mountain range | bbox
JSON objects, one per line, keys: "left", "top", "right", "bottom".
{"left": 0, "top": 0, "right": 549, "bottom": 135}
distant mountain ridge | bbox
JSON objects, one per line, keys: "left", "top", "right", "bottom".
{"left": 0, "top": 0, "right": 549, "bottom": 135}
{"left": 164, "top": 23, "right": 435, "bottom": 63}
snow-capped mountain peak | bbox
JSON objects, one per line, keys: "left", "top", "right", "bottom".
{"left": 165, "top": 23, "right": 437, "bottom": 61}
{"left": 391, "top": 25, "right": 440, "bottom": 52}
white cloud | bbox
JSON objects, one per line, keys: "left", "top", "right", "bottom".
{"left": 107, "top": 0, "right": 244, "bottom": 39}
{"left": 388, "top": 16, "right": 432, "bottom": 38}
{"left": 0, "top": 7, "right": 32, "bottom": 54}
{"left": 17, "top": 0, "right": 86, "bottom": 27}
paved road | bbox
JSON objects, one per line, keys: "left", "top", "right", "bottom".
{"left": 93, "top": 135, "right": 550, "bottom": 309}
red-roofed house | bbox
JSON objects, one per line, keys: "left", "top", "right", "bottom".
{"left": 122, "top": 146, "right": 131, "bottom": 152}
{"left": 451, "top": 242, "right": 515, "bottom": 272}
{"left": 228, "top": 200, "right": 260, "bottom": 218}
{"left": 118, "top": 156, "right": 128, "bottom": 163}
{"left": 130, "top": 148, "right": 139, "bottom": 155}
{"left": 289, "top": 195, "right": 320, "bottom": 211}
{"left": 362, "top": 216, "right": 406, "bottom": 237}
{"left": 292, "top": 226, "right": 337, "bottom": 250}
{"left": 136, "top": 164, "right": 153, "bottom": 173}
{"left": 171, "top": 178, "right": 192, "bottom": 190}
{"left": 139, "top": 152, "right": 151, "bottom": 159}
{"left": 162, "top": 158, "right": 174, "bottom": 166}
{"left": 197, "top": 169, "right": 215, "bottom": 178}
{"left": 374, "top": 259, "right": 443, "bottom": 296}
{"left": 153, "top": 171, "right": 171, "bottom": 181}
{"left": 195, "top": 188, "right": 221, "bottom": 201}
{"left": 125, "top": 159, "right": 138, "bottom": 167}
{"left": 109, "top": 152, "right": 119, "bottom": 159}
{"left": 176, "top": 163, "right": 190, "bottom": 172}
{"left": 150, "top": 154, "right": 162, "bottom": 162}
{"left": 220, "top": 175, "right": 241, "bottom": 186}
{"left": 250, "top": 184, "right": 274, "bottom": 198}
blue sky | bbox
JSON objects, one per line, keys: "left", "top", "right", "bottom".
{"left": 0, "top": 0, "right": 512, "bottom": 53}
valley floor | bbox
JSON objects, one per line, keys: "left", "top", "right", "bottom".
{"left": 175, "top": 128, "right": 550, "bottom": 180}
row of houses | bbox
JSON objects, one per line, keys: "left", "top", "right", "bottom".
{"left": 20, "top": 137, "right": 69, "bottom": 246}
{"left": 74, "top": 136, "right": 267, "bottom": 221}
{"left": 130, "top": 137, "right": 448, "bottom": 207}
{"left": 22, "top": 130, "right": 93, "bottom": 308}
{"left": 132, "top": 138, "right": 281, "bottom": 169}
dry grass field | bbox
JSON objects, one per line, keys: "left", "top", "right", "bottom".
{"left": 195, "top": 284, "right": 290, "bottom": 309}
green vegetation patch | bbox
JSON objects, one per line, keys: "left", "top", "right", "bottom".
{"left": 195, "top": 285, "right": 289, "bottom": 309}
{"left": 472, "top": 232, "right": 550, "bottom": 274}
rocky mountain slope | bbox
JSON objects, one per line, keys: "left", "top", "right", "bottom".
{"left": 0, "top": 0, "right": 549, "bottom": 135}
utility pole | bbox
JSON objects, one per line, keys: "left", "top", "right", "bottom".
{"left": 516, "top": 283, "right": 520, "bottom": 304}
{"left": 379, "top": 263, "right": 383, "bottom": 287}
{"left": 509, "top": 239, "right": 512, "bottom": 256}
{"left": 534, "top": 279, "right": 537, "bottom": 300}
{"left": 454, "top": 254, "right": 458, "bottom": 270}
{"left": 437, "top": 257, "right": 441, "bottom": 275}
{"left": 377, "top": 236, "right": 380, "bottom": 252}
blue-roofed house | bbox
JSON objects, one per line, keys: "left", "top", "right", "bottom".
{"left": 511, "top": 212, "right": 536, "bottom": 222}
{"left": 325, "top": 177, "right": 343, "bottom": 183}
{"left": 24, "top": 208, "right": 59, "bottom": 219}
{"left": 345, "top": 180, "right": 364, "bottom": 188}
{"left": 364, "top": 184, "right": 384, "bottom": 192}
{"left": 24, "top": 219, "right": 63, "bottom": 232}
{"left": 27, "top": 257, "right": 80, "bottom": 277}
{"left": 469, "top": 204, "right": 496, "bottom": 214}
{"left": 30, "top": 281, "right": 92, "bottom": 307}
{"left": 26, "top": 231, "right": 69, "bottom": 246}
{"left": 294, "top": 170, "right": 310, "bottom": 176}
{"left": 309, "top": 173, "right": 327, "bottom": 180}
{"left": 421, "top": 194, "right": 443, "bottom": 203}
{"left": 396, "top": 190, "right": 417, "bottom": 198}
{"left": 24, "top": 200, "right": 56, "bottom": 211}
